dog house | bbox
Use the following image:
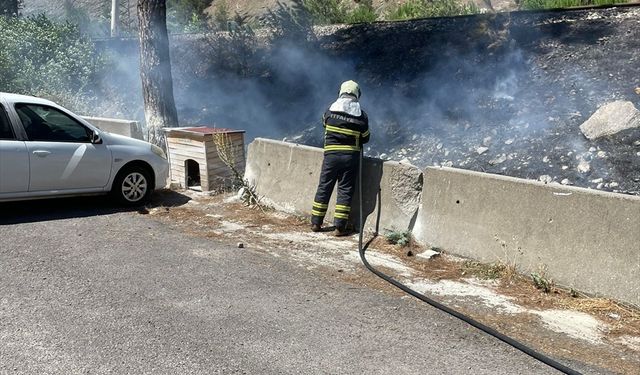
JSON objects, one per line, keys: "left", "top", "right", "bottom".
{"left": 165, "top": 127, "right": 246, "bottom": 192}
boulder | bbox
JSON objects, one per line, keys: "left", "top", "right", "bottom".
{"left": 580, "top": 101, "right": 640, "bottom": 140}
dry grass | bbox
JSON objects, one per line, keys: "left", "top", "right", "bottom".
{"left": 364, "top": 228, "right": 640, "bottom": 338}
{"left": 148, "top": 190, "right": 640, "bottom": 347}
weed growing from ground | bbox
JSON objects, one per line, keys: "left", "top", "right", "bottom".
{"left": 385, "top": 230, "right": 412, "bottom": 247}
{"left": 212, "top": 132, "right": 266, "bottom": 212}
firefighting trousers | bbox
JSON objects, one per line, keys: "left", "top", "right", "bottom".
{"left": 311, "top": 152, "right": 359, "bottom": 228}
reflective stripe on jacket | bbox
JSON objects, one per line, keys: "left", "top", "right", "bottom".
{"left": 322, "top": 109, "right": 370, "bottom": 153}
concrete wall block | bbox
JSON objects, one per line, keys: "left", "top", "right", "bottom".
{"left": 245, "top": 138, "right": 423, "bottom": 232}
{"left": 245, "top": 138, "right": 324, "bottom": 214}
{"left": 358, "top": 158, "right": 423, "bottom": 233}
{"left": 83, "top": 116, "right": 144, "bottom": 140}
{"left": 414, "top": 166, "right": 640, "bottom": 306}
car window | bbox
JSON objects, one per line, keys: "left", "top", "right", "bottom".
{"left": 0, "top": 104, "right": 15, "bottom": 140}
{"left": 16, "top": 103, "right": 91, "bottom": 142}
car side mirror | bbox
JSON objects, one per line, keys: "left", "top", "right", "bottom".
{"left": 91, "top": 131, "right": 103, "bottom": 144}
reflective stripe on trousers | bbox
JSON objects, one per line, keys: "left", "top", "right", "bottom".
{"left": 311, "top": 152, "right": 359, "bottom": 228}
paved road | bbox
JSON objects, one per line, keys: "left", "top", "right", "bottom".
{"left": 0, "top": 198, "right": 595, "bottom": 374}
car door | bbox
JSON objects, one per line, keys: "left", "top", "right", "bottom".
{"left": 15, "top": 103, "right": 112, "bottom": 192}
{"left": 0, "top": 103, "right": 29, "bottom": 194}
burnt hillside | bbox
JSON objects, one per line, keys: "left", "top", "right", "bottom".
{"left": 304, "top": 5, "right": 640, "bottom": 195}
{"left": 95, "top": 5, "right": 640, "bottom": 195}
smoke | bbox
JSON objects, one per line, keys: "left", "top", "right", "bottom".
{"left": 87, "top": 6, "right": 639, "bottom": 194}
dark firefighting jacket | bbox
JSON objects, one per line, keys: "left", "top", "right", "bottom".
{"left": 322, "top": 102, "right": 370, "bottom": 153}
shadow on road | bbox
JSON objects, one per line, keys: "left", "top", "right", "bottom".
{"left": 0, "top": 189, "right": 191, "bottom": 225}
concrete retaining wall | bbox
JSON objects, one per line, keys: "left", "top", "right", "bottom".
{"left": 83, "top": 116, "right": 144, "bottom": 140}
{"left": 245, "top": 138, "right": 422, "bottom": 232}
{"left": 245, "top": 138, "right": 640, "bottom": 306}
{"left": 414, "top": 167, "right": 640, "bottom": 306}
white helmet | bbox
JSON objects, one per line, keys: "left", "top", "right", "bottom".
{"left": 339, "top": 80, "right": 361, "bottom": 99}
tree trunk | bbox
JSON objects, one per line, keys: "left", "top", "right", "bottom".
{"left": 0, "top": 0, "right": 20, "bottom": 16}
{"left": 137, "top": 0, "right": 179, "bottom": 149}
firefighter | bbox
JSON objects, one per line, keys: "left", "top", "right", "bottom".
{"left": 311, "top": 80, "right": 370, "bottom": 236}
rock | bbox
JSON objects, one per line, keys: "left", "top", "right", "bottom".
{"left": 577, "top": 160, "right": 590, "bottom": 173}
{"left": 609, "top": 182, "right": 619, "bottom": 188}
{"left": 489, "top": 154, "right": 507, "bottom": 165}
{"left": 237, "top": 242, "right": 244, "bottom": 249}
{"left": 504, "top": 138, "right": 514, "bottom": 145}
{"left": 539, "top": 175, "right": 553, "bottom": 184}
{"left": 477, "top": 146, "right": 489, "bottom": 155}
{"left": 589, "top": 147, "right": 597, "bottom": 152}
{"left": 441, "top": 161, "right": 453, "bottom": 167}
{"left": 579, "top": 101, "right": 640, "bottom": 140}
{"left": 591, "top": 178, "right": 603, "bottom": 184}
{"left": 379, "top": 153, "right": 388, "bottom": 159}
{"left": 596, "top": 151, "right": 607, "bottom": 158}
{"left": 416, "top": 249, "right": 441, "bottom": 260}
{"left": 608, "top": 312, "right": 621, "bottom": 320}
{"left": 561, "top": 179, "right": 572, "bottom": 185}
{"left": 482, "top": 136, "right": 492, "bottom": 146}
{"left": 542, "top": 156, "right": 550, "bottom": 163}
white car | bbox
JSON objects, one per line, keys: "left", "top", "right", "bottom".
{"left": 0, "top": 92, "right": 168, "bottom": 205}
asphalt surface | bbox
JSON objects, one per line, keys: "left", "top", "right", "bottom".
{"left": 0, "top": 197, "right": 596, "bottom": 374}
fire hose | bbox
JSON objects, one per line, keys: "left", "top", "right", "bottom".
{"left": 356, "top": 149, "right": 582, "bottom": 375}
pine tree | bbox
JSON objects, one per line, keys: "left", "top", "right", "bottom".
{"left": 137, "top": 0, "right": 179, "bottom": 149}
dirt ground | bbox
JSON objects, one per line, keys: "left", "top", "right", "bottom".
{"left": 145, "top": 189, "right": 640, "bottom": 375}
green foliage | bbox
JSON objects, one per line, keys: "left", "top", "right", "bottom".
{"left": 212, "top": 0, "right": 230, "bottom": 28}
{"left": 344, "top": 0, "right": 378, "bottom": 24}
{"left": 302, "top": 0, "right": 378, "bottom": 25}
{"left": 0, "top": 14, "right": 104, "bottom": 112}
{"left": 386, "top": 0, "right": 479, "bottom": 20}
{"left": 531, "top": 272, "right": 552, "bottom": 293}
{"left": 519, "top": 0, "right": 627, "bottom": 9}
{"left": 385, "top": 230, "right": 411, "bottom": 247}
{"left": 262, "top": 0, "right": 316, "bottom": 44}
{"left": 62, "top": 0, "right": 110, "bottom": 37}
{"left": 302, "top": 0, "right": 348, "bottom": 24}
{"left": 167, "top": 0, "right": 211, "bottom": 33}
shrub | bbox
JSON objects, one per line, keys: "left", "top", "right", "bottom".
{"left": 386, "top": 0, "right": 479, "bottom": 20}
{"left": 167, "top": 0, "right": 210, "bottom": 33}
{"left": 0, "top": 14, "right": 105, "bottom": 112}
{"left": 303, "top": 0, "right": 378, "bottom": 25}
{"left": 385, "top": 230, "right": 412, "bottom": 247}
{"left": 262, "top": 0, "right": 316, "bottom": 44}
{"left": 62, "top": 0, "right": 110, "bottom": 37}
{"left": 345, "top": 0, "right": 378, "bottom": 24}
{"left": 302, "top": 0, "right": 348, "bottom": 25}
{"left": 519, "top": 0, "right": 627, "bottom": 10}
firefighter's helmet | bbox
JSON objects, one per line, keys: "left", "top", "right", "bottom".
{"left": 339, "top": 80, "right": 361, "bottom": 99}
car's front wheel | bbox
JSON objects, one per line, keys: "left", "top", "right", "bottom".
{"left": 111, "top": 166, "right": 152, "bottom": 206}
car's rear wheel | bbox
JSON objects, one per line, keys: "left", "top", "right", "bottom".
{"left": 111, "top": 166, "right": 152, "bottom": 206}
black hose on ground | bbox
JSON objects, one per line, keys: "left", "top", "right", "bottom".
{"left": 356, "top": 149, "right": 582, "bottom": 375}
